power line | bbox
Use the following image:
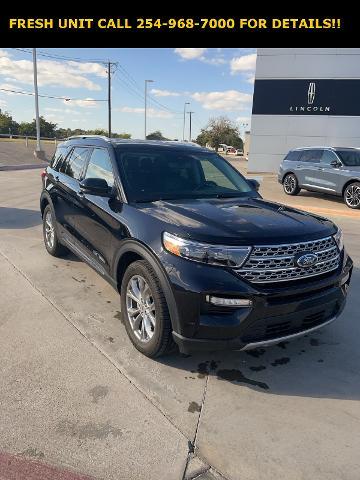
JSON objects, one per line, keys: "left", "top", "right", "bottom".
{"left": 12, "top": 48, "right": 108, "bottom": 64}
{"left": 0, "top": 87, "right": 107, "bottom": 102}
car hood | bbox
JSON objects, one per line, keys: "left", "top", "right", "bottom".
{"left": 137, "top": 197, "right": 336, "bottom": 245}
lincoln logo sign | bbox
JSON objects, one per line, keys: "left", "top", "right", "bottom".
{"left": 289, "top": 81, "right": 330, "bottom": 113}
{"left": 251, "top": 79, "right": 360, "bottom": 116}
{"left": 308, "top": 82, "right": 316, "bottom": 104}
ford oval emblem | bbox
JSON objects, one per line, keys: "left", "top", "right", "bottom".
{"left": 295, "top": 252, "right": 318, "bottom": 268}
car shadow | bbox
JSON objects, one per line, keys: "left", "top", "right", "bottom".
{"left": 158, "top": 266, "right": 360, "bottom": 401}
{"left": 298, "top": 190, "right": 345, "bottom": 206}
{"left": 0, "top": 207, "right": 42, "bottom": 229}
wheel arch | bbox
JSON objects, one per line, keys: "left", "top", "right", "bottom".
{"left": 40, "top": 191, "right": 52, "bottom": 217}
{"left": 113, "top": 240, "right": 180, "bottom": 333}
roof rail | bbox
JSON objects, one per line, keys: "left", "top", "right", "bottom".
{"left": 66, "top": 135, "right": 109, "bottom": 141}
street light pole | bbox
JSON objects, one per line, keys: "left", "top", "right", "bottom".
{"left": 144, "top": 79, "right": 154, "bottom": 139}
{"left": 187, "top": 111, "right": 194, "bottom": 142}
{"left": 182, "top": 102, "right": 190, "bottom": 141}
{"left": 32, "top": 48, "right": 44, "bottom": 158}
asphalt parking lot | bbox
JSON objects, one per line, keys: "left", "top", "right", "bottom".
{"left": 0, "top": 168, "right": 359, "bottom": 480}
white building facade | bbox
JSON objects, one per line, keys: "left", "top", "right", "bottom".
{"left": 248, "top": 48, "right": 360, "bottom": 172}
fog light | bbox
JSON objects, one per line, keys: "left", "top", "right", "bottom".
{"left": 206, "top": 295, "right": 253, "bottom": 307}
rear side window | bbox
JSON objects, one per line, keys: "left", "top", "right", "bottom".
{"left": 51, "top": 146, "right": 68, "bottom": 171}
{"left": 299, "top": 150, "right": 322, "bottom": 163}
{"left": 285, "top": 151, "right": 301, "bottom": 162}
{"left": 60, "top": 147, "right": 89, "bottom": 180}
{"left": 85, "top": 148, "right": 114, "bottom": 187}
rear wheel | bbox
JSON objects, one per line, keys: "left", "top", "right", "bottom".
{"left": 42, "top": 204, "right": 68, "bottom": 257}
{"left": 283, "top": 173, "right": 301, "bottom": 196}
{"left": 120, "top": 260, "right": 174, "bottom": 357}
{"left": 344, "top": 182, "right": 360, "bottom": 209}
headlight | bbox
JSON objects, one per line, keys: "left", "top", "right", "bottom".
{"left": 333, "top": 228, "right": 344, "bottom": 251}
{"left": 162, "top": 232, "right": 251, "bottom": 267}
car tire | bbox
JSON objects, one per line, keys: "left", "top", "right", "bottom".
{"left": 283, "top": 173, "right": 301, "bottom": 196}
{"left": 120, "top": 260, "right": 174, "bottom": 358}
{"left": 42, "top": 204, "right": 68, "bottom": 257}
{"left": 343, "top": 182, "right": 360, "bottom": 209}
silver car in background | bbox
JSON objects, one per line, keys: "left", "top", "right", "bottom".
{"left": 278, "top": 147, "right": 360, "bottom": 209}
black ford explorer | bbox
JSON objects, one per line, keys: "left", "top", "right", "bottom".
{"left": 40, "top": 137, "right": 353, "bottom": 357}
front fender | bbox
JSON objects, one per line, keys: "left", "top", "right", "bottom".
{"left": 113, "top": 240, "right": 181, "bottom": 334}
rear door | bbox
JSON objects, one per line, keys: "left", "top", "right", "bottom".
{"left": 297, "top": 149, "right": 323, "bottom": 189}
{"left": 51, "top": 146, "right": 90, "bottom": 246}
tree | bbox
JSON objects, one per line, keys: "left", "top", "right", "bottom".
{"left": 195, "top": 116, "right": 243, "bottom": 151}
{"left": 146, "top": 130, "right": 168, "bottom": 141}
{"left": 18, "top": 116, "right": 57, "bottom": 138}
{"left": 0, "top": 111, "right": 19, "bottom": 135}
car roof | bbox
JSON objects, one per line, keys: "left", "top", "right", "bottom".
{"left": 60, "top": 136, "right": 209, "bottom": 153}
{"left": 290, "top": 146, "right": 360, "bottom": 152}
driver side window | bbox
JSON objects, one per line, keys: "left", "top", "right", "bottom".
{"left": 85, "top": 148, "right": 114, "bottom": 187}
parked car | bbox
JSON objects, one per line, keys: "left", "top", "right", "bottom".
{"left": 236, "top": 149, "right": 244, "bottom": 156}
{"left": 279, "top": 147, "right": 360, "bottom": 209}
{"left": 226, "top": 147, "right": 237, "bottom": 155}
{"left": 41, "top": 137, "right": 352, "bottom": 357}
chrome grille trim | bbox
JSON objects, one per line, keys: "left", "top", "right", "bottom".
{"left": 236, "top": 236, "right": 340, "bottom": 283}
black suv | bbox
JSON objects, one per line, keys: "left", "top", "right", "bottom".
{"left": 40, "top": 136, "right": 353, "bottom": 357}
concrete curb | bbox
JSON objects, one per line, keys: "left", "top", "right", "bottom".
{"left": 0, "top": 163, "right": 47, "bottom": 171}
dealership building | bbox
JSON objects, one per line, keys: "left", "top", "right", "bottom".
{"left": 248, "top": 48, "right": 360, "bottom": 172}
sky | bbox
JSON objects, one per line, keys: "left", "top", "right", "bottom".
{"left": 0, "top": 48, "right": 256, "bottom": 140}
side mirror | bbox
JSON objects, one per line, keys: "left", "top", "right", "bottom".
{"left": 80, "top": 178, "right": 111, "bottom": 196}
{"left": 248, "top": 178, "right": 260, "bottom": 191}
{"left": 330, "top": 160, "right": 342, "bottom": 168}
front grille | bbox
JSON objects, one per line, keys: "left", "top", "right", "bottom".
{"left": 236, "top": 236, "right": 340, "bottom": 284}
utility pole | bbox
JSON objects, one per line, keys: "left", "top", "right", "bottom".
{"left": 182, "top": 102, "right": 190, "bottom": 141}
{"left": 32, "top": 48, "right": 44, "bottom": 159}
{"left": 187, "top": 111, "right": 194, "bottom": 142}
{"left": 106, "top": 61, "right": 118, "bottom": 138}
{"left": 107, "top": 61, "right": 112, "bottom": 138}
{"left": 144, "top": 79, "right": 154, "bottom": 139}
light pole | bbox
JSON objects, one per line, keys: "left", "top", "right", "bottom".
{"left": 144, "top": 79, "right": 154, "bottom": 139}
{"left": 182, "top": 102, "right": 190, "bottom": 141}
{"left": 32, "top": 48, "right": 44, "bottom": 159}
{"left": 187, "top": 111, "right": 194, "bottom": 142}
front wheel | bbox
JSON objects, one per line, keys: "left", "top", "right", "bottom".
{"left": 120, "top": 260, "right": 174, "bottom": 357}
{"left": 283, "top": 173, "right": 301, "bottom": 196}
{"left": 343, "top": 182, "right": 360, "bottom": 209}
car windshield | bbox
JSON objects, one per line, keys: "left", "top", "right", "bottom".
{"left": 335, "top": 150, "right": 360, "bottom": 167}
{"left": 115, "top": 147, "right": 253, "bottom": 202}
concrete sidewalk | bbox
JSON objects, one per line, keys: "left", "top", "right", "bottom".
{"left": 0, "top": 253, "right": 188, "bottom": 480}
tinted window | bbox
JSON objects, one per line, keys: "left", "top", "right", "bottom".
{"left": 116, "top": 148, "right": 252, "bottom": 202}
{"left": 60, "top": 147, "right": 88, "bottom": 179}
{"left": 285, "top": 151, "right": 301, "bottom": 162}
{"left": 51, "top": 146, "right": 68, "bottom": 171}
{"left": 85, "top": 148, "right": 114, "bottom": 187}
{"left": 335, "top": 150, "right": 360, "bottom": 167}
{"left": 299, "top": 150, "right": 322, "bottom": 163}
{"left": 321, "top": 150, "right": 338, "bottom": 165}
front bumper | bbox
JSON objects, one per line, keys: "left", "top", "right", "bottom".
{"left": 161, "top": 250, "right": 353, "bottom": 354}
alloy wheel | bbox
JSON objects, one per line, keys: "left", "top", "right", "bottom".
{"left": 284, "top": 175, "right": 296, "bottom": 194}
{"left": 345, "top": 185, "right": 360, "bottom": 208}
{"left": 126, "top": 275, "right": 156, "bottom": 342}
{"left": 44, "top": 210, "right": 55, "bottom": 249}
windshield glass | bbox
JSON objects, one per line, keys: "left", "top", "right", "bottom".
{"left": 116, "top": 147, "right": 253, "bottom": 202}
{"left": 335, "top": 150, "right": 360, "bottom": 167}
